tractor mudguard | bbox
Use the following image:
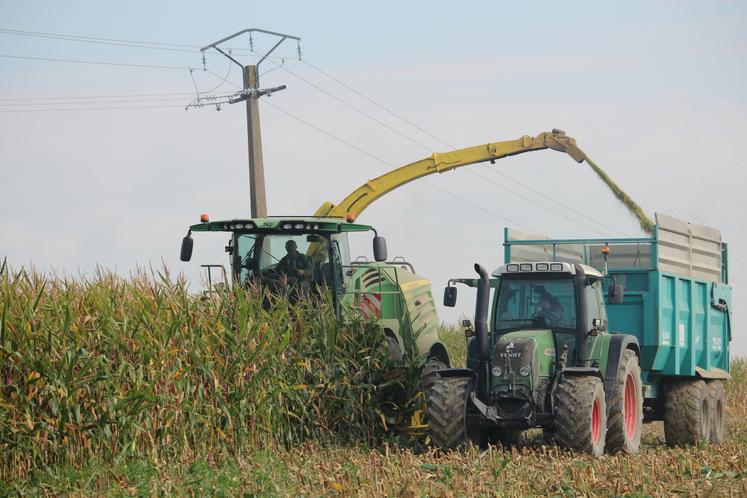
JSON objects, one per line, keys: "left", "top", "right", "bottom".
{"left": 603, "top": 334, "right": 640, "bottom": 392}
{"left": 435, "top": 368, "right": 476, "bottom": 379}
{"left": 560, "top": 366, "right": 604, "bottom": 380}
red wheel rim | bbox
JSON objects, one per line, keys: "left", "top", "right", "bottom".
{"left": 592, "top": 398, "right": 601, "bottom": 443}
{"left": 624, "top": 373, "right": 637, "bottom": 438}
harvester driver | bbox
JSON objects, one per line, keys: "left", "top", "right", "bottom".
{"left": 277, "top": 240, "right": 314, "bottom": 296}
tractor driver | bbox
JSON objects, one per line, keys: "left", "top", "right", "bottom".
{"left": 277, "top": 240, "right": 314, "bottom": 295}
{"left": 534, "top": 291, "right": 563, "bottom": 326}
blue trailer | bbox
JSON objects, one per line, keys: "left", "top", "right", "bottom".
{"left": 430, "top": 213, "right": 731, "bottom": 455}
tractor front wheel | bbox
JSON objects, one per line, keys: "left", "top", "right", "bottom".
{"left": 554, "top": 375, "right": 607, "bottom": 457}
{"left": 606, "top": 349, "right": 643, "bottom": 454}
{"left": 427, "top": 376, "right": 480, "bottom": 449}
{"left": 664, "top": 379, "right": 711, "bottom": 446}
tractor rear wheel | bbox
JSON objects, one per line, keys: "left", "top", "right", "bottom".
{"left": 664, "top": 380, "right": 711, "bottom": 446}
{"left": 708, "top": 380, "right": 726, "bottom": 445}
{"left": 427, "top": 376, "right": 480, "bottom": 449}
{"left": 605, "top": 349, "right": 643, "bottom": 454}
{"left": 554, "top": 375, "right": 607, "bottom": 457}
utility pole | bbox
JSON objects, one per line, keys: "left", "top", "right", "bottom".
{"left": 201, "top": 29, "right": 301, "bottom": 217}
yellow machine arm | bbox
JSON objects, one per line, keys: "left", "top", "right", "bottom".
{"left": 315, "top": 129, "right": 654, "bottom": 233}
{"left": 316, "top": 129, "right": 584, "bottom": 221}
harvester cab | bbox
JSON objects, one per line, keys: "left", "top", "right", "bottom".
{"left": 180, "top": 215, "right": 388, "bottom": 308}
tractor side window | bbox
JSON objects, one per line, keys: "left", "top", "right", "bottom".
{"left": 585, "top": 281, "right": 602, "bottom": 330}
{"left": 595, "top": 281, "right": 608, "bottom": 325}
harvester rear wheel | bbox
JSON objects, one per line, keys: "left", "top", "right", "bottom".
{"left": 708, "top": 380, "right": 725, "bottom": 445}
{"left": 427, "top": 376, "right": 480, "bottom": 449}
{"left": 605, "top": 349, "right": 643, "bottom": 454}
{"left": 664, "top": 379, "right": 711, "bottom": 447}
{"left": 554, "top": 375, "right": 607, "bottom": 457}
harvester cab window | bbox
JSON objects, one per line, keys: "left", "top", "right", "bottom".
{"left": 258, "top": 235, "right": 312, "bottom": 273}
{"left": 494, "top": 279, "right": 577, "bottom": 332}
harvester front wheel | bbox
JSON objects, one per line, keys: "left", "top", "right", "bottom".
{"left": 605, "top": 349, "right": 643, "bottom": 454}
{"left": 427, "top": 376, "right": 479, "bottom": 449}
{"left": 554, "top": 375, "right": 607, "bottom": 457}
{"left": 422, "top": 357, "right": 448, "bottom": 391}
{"left": 664, "top": 379, "right": 711, "bottom": 447}
{"left": 708, "top": 380, "right": 725, "bottom": 445}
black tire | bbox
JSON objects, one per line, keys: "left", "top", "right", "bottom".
{"left": 554, "top": 375, "right": 607, "bottom": 457}
{"left": 605, "top": 349, "right": 643, "bottom": 454}
{"left": 422, "top": 357, "right": 447, "bottom": 391}
{"left": 664, "top": 379, "right": 711, "bottom": 447}
{"left": 385, "top": 335, "right": 403, "bottom": 362}
{"left": 708, "top": 380, "right": 726, "bottom": 445}
{"left": 428, "top": 376, "right": 480, "bottom": 449}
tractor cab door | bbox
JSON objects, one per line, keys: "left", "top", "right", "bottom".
{"left": 581, "top": 280, "right": 607, "bottom": 363}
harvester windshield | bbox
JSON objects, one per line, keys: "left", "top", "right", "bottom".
{"left": 235, "top": 232, "right": 351, "bottom": 287}
{"left": 494, "top": 278, "right": 578, "bottom": 332}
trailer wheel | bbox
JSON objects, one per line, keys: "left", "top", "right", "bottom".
{"left": 427, "top": 376, "right": 480, "bottom": 449}
{"left": 605, "top": 349, "right": 643, "bottom": 454}
{"left": 554, "top": 375, "right": 607, "bottom": 457}
{"left": 664, "top": 380, "right": 711, "bottom": 446}
{"left": 708, "top": 381, "right": 725, "bottom": 445}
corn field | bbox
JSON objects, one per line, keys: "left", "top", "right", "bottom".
{"left": 0, "top": 261, "right": 418, "bottom": 482}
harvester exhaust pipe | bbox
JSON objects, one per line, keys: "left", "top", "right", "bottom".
{"left": 474, "top": 263, "right": 491, "bottom": 401}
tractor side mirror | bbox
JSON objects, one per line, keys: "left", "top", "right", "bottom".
{"left": 608, "top": 283, "right": 624, "bottom": 304}
{"left": 373, "top": 236, "right": 387, "bottom": 262}
{"left": 443, "top": 286, "right": 457, "bottom": 307}
{"left": 180, "top": 233, "right": 194, "bottom": 262}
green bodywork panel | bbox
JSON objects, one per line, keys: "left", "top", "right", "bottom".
{"left": 488, "top": 328, "right": 614, "bottom": 390}
{"left": 343, "top": 262, "right": 441, "bottom": 362}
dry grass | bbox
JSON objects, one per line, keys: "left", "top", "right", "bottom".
{"left": 2, "top": 265, "right": 745, "bottom": 496}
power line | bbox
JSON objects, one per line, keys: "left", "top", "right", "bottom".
{"left": 0, "top": 27, "right": 296, "bottom": 58}
{"left": 488, "top": 169, "right": 629, "bottom": 236}
{"left": 302, "top": 59, "right": 455, "bottom": 150}
{"left": 0, "top": 53, "right": 191, "bottom": 70}
{"left": 0, "top": 97, "right": 204, "bottom": 107}
{"left": 0, "top": 104, "right": 183, "bottom": 113}
{"left": 469, "top": 168, "right": 608, "bottom": 236}
{"left": 262, "top": 99, "right": 535, "bottom": 231}
{"left": 272, "top": 60, "right": 435, "bottom": 151}
{"left": 286, "top": 58, "right": 620, "bottom": 235}
{"left": 0, "top": 91, "right": 232, "bottom": 102}
{"left": 301, "top": 57, "right": 633, "bottom": 236}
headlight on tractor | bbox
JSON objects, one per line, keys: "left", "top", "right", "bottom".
{"left": 519, "top": 365, "right": 531, "bottom": 377}
{"left": 492, "top": 366, "right": 502, "bottom": 377}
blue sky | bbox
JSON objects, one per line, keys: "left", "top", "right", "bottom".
{"left": 1, "top": 1, "right": 746, "bottom": 354}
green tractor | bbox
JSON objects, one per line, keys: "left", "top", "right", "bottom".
{"left": 180, "top": 215, "right": 450, "bottom": 426}
{"left": 431, "top": 262, "right": 642, "bottom": 457}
